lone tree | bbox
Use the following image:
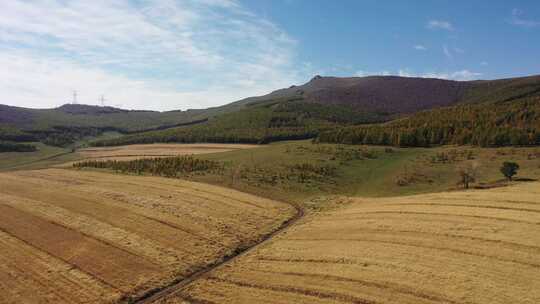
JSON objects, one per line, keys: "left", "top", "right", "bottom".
{"left": 500, "top": 162, "right": 519, "bottom": 181}
{"left": 458, "top": 162, "right": 478, "bottom": 189}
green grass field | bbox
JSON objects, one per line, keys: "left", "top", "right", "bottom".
{"left": 0, "top": 142, "right": 78, "bottom": 171}
{"left": 190, "top": 141, "right": 540, "bottom": 204}
{"left": 5, "top": 139, "right": 540, "bottom": 207}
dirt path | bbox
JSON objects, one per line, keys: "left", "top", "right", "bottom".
{"left": 131, "top": 202, "right": 305, "bottom": 304}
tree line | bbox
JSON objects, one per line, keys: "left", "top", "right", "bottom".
{"left": 0, "top": 142, "right": 37, "bottom": 152}
{"left": 73, "top": 156, "right": 222, "bottom": 177}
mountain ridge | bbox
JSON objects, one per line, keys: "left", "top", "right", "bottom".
{"left": 2, "top": 74, "right": 540, "bottom": 147}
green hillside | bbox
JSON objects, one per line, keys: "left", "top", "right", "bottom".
{"left": 92, "top": 98, "right": 384, "bottom": 146}
{"left": 3, "top": 74, "right": 540, "bottom": 148}
{"left": 0, "top": 99, "right": 251, "bottom": 147}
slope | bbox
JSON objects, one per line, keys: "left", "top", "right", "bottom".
{"left": 318, "top": 96, "right": 540, "bottom": 147}
{"left": 163, "top": 182, "right": 540, "bottom": 304}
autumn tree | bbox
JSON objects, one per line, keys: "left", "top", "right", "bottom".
{"left": 458, "top": 163, "right": 478, "bottom": 189}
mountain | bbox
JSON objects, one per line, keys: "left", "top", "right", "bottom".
{"left": 0, "top": 101, "right": 249, "bottom": 146}
{"left": 243, "top": 75, "right": 469, "bottom": 114}
{"left": 92, "top": 74, "right": 540, "bottom": 147}
{"left": 2, "top": 74, "right": 540, "bottom": 147}
{"left": 244, "top": 74, "right": 540, "bottom": 114}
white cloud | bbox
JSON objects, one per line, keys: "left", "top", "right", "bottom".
{"left": 353, "top": 69, "right": 482, "bottom": 81}
{"left": 423, "top": 70, "right": 482, "bottom": 81}
{"left": 480, "top": 61, "right": 489, "bottom": 66}
{"left": 443, "top": 45, "right": 453, "bottom": 59}
{"left": 509, "top": 8, "right": 540, "bottom": 28}
{"left": 0, "top": 51, "right": 291, "bottom": 110}
{"left": 398, "top": 69, "right": 415, "bottom": 77}
{"left": 414, "top": 45, "right": 427, "bottom": 51}
{"left": 0, "top": 0, "right": 304, "bottom": 111}
{"left": 427, "top": 20, "right": 454, "bottom": 31}
{"left": 354, "top": 70, "right": 367, "bottom": 77}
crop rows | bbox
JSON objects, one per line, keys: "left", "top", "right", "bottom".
{"left": 0, "top": 169, "right": 295, "bottom": 303}
{"left": 168, "top": 182, "right": 540, "bottom": 304}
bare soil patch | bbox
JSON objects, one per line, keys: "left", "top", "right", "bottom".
{"left": 78, "top": 144, "right": 258, "bottom": 160}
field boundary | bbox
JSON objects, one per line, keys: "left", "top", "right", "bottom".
{"left": 130, "top": 200, "right": 304, "bottom": 304}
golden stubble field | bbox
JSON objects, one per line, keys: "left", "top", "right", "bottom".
{"left": 0, "top": 168, "right": 295, "bottom": 303}
{"left": 167, "top": 182, "right": 540, "bottom": 304}
{"left": 78, "top": 143, "right": 259, "bottom": 161}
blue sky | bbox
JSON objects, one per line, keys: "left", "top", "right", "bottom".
{"left": 0, "top": 0, "right": 539, "bottom": 111}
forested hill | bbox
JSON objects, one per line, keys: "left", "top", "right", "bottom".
{"left": 3, "top": 74, "right": 540, "bottom": 147}
{"left": 92, "top": 98, "right": 383, "bottom": 146}
{"left": 93, "top": 74, "right": 540, "bottom": 147}
{"left": 0, "top": 100, "right": 248, "bottom": 146}
{"left": 318, "top": 96, "right": 540, "bottom": 147}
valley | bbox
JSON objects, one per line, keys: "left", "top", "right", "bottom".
{"left": 3, "top": 1, "right": 540, "bottom": 303}
{"left": 1, "top": 76, "right": 540, "bottom": 304}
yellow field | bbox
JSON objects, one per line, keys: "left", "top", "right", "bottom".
{"left": 0, "top": 169, "right": 295, "bottom": 303}
{"left": 168, "top": 182, "right": 540, "bottom": 304}
{"left": 78, "top": 143, "right": 258, "bottom": 160}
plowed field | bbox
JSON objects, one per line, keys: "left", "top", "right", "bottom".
{"left": 168, "top": 182, "right": 540, "bottom": 304}
{"left": 0, "top": 169, "right": 295, "bottom": 303}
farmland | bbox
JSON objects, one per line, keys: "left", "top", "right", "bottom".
{"left": 73, "top": 141, "right": 540, "bottom": 204}
{"left": 2, "top": 141, "right": 540, "bottom": 304}
{"left": 0, "top": 143, "right": 257, "bottom": 171}
{"left": 165, "top": 181, "right": 540, "bottom": 304}
{"left": 0, "top": 169, "right": 296, "bottom": 303}
{"left": 78, "top": 143, "right": 259, "bottom": 160}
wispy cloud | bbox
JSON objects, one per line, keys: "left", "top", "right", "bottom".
{"left": 354, "top": 69, "right": 482, "bottom": 81}
{"left": 453, "top": 47, "right": 465, "bottom": 54}
{"left": 427, "top": 20, "right": 454, "bottom": 31}
{"left": 0, "top": 0, "right": 305, "bottom": 110}
{"left": 414, "top": 45, "right": 427, "bottom": 51}
{"left": 443, "top": 45, "right": 453, "bottom": 59}
{"left": 480, "top": 61, "right": 489, "bottom": 66}
{"left": 423, "top": 70, "right": 482, "bottom": 81}
{"left": 509, "top": 8, "right": 540, "bottom": 28}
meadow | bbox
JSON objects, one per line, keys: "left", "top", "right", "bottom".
{"left": 181, "top": 141, "right": 540, "bottom": 204}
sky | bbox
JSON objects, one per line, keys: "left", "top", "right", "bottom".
{"left": 0, "top": 0, "right": 539, "bottom": 111}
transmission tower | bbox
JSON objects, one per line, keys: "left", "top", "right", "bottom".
{"left": 72, "top": 90, "right": 78, "bottom": 104}
{"left": 100, "top": 95, "right": 106, "bottom": 107}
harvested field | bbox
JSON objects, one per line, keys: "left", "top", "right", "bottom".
{"left": 0, "top": 169, "right": 295, "bottom": 303}
{"left": 167, "top": 182, "right": 540, "bottom": 304}
{"left": 78, "top": 144, "right": 258, "bottom": 160}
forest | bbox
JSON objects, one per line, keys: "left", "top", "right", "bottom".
{"left": 318, "top": 97, "right": 540, "bottom": 147}
{"left": 0, "top": 141, "right": 37, "bottom": 152}
{"left": 73, "top": 156, "right": 222, "bottom": 177}
{"left": 91, "top": 100, "right": 380, "bottom": 146}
